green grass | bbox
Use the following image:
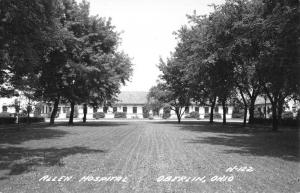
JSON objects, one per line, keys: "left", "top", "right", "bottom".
{"left": 0, "top": 121, "right": 298, "bottom": 193}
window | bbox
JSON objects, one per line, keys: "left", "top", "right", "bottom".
{"left": 205, "top": 107, "right": 209, "bottom": 114}
{"left": 63, "top": 107, "right": 69, "bottom": 113}
{"left": 49, "top": 107, "right": 52, "bottom": 113}
{"left": 113, "top": 107, "right": 117, "bottom": 113}
{"left": 185, "top": 106, "right": 189, "bottom": 113}
{"left": 103, "top": 107, "right": 108, "bottom": 113}
{"left": 195, "top": 107, "right": 199, "bottom": 112}
{"left": 123, "top": 107, "right": 127, "bottom": 113}
{"left": 267, "top": 107, "right": 271, "bottom": 114}
{"left": 2, "top": 106, "right": 7, "bottom": 112}
{"left": 214, "top": 107, "right": 219, "bottom": 113}
{"left": 133, "top": 107, "right": 137, "bottom": 114}
{"left": 258, "top": 107, "right": 261, "bottom": 113}
{"left": 93, "top": 107, "right": 97, "bottom": 113}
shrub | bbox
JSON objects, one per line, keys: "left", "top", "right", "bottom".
{"left": 18, "top": 117, "right": 45, "bottom": 123}
{"left": 114, "top": 112, "right": 127, "bottom": 118}
{"left": 46, "top": 112, "right": 59, "bottom": 118}
{"left": 0, "top": 112, "right": 12, "bottom": 117}
{"left": 204, "top": 113, "right": 221, "bottom": 119}
{"left": 254, "top": 110, "right": 264, "bottom": 118}
{"left": 185, "top": 111, "right": 200, "bottom": 119}
{"left": 143, "top": 108, "right": 149, "bottom": 118}
{"left": 162, "top": 108, "right": 171, "bottom": 119}
{"left": 66, "top": 111, "right": 79, "bottom": 118}
{"left": 281, "top": 111, "right": 293, "bottom": 119}
{"left": 232, "top": 111, "right": 244, "bottom": 118}
{"left": 0, "top": 117, "right": 16, "bottom": 124}
{"left": 93, "top": 112, "right": 105, "bottom": 119}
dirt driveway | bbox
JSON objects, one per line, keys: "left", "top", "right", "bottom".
{"left": 0, "top": 121, "right": 298, "bottom": 193}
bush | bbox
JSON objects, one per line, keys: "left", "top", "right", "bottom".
{"left": 46, "top": 112, "right": 59, "bottom": 118}
{"left": 66, "top": 111, "right": 79, "bottom": 118}
{"left": 0, "top": 112, "right": 12, "bottom": 117}
{"left": 281, "top": 111, "right": 293, "bottom": 119}
{"left": 143, "top": 108, "right": 149, "bottom": 118}
{"left": 114, "top": 112, "right": 127, "bottom": 118}
{"left": 204, "top": 113, "right": 221, "bottom": 119}
{"left": 93, "top": 112, "right": 105, "bottom": 119}
{"left": 254, "top": 110, "right": 264, "bottom": 118}
{"left": 185, "top": 111, "right": 200, "bottom": 119}
{"left": 18, "top": 117, "right": 45, "bottom": 123}
{"left": 0, "top": 117, "right": 16, "bottom": 124}
{"left": 232, "top": 111, "right": 244, "bottom": 118}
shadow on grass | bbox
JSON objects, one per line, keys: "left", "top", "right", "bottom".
{"left": 178, "top": 122, "right": 299, "bottom": 162}
{"left": 0, "top": 125, "right": 69, "bottom": 145}
{"left": 0, "top": 122, "right": 129, "bottom": 145}
{"left": 0, "top": 146, "right": 107, "bottom": 179}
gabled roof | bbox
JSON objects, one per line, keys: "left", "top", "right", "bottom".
{"left": 255, "top": 96, "right": 271, "bottom": 105}
{"left": 116, "top": 91, "right": 148, "bottom": 105}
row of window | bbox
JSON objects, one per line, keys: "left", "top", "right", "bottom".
{"left": 186, "top": 106, "right": 228, "bottom": 114}
{"left": 39, "top": 106, "right": 228, "bottom": 114}
{"left": 93, "top": 106, "right": 138, "bottom": 114}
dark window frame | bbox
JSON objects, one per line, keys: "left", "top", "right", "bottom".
{"left": 133, "top": 107, "right": 137, "bottom": 114}
{"left": 205, "top": 107, "right": 209, "bottom": 114}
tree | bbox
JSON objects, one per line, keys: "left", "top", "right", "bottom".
{"left": 257, "top": 0, "right": 299, "bottom": 130}
{"left": 148, "top": 83, "right": 189, "bottom": 123}
{"left": 156, "top": 56, "right": 191, "bottom": 123}
{"left": 0, "top": 0, "right": 62, "bottom": 96}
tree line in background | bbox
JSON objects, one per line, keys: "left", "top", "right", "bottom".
{"left": 0, "top": 0, "right": 133, "bottom": 124}
{"left": 149, "top": 0, "right": 299, "bottom": 130}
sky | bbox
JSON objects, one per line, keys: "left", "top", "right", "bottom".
{"left": 87, "top": 0, "right": 225, "bottom": 92}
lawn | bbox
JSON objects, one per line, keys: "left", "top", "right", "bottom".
{"left": 0, "top": 121, "right": 298, "bottom": 193}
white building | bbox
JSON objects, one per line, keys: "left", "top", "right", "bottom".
{"left": 1, "top": 91, "right": 234, "bottom": 119}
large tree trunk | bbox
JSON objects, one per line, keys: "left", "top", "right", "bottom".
{"left": 271, "top": 103, "right": 278, "bottom": 131}
{"left": 83, "top": 104, "right": 87, "bottom": 123}
{"left": 243, "top": 105, "right": 248, "bottom": 126}
{"left": 239, "top": 88, "right": 248, "bottom": 126}
{"left": 50, "top": 97, "right": 60, "bottom": 125}
{"left": 222, "top": 100, "right": 226, "bottom": 125}
{"left": 68, "top": 101, "right": 75, "bottom": 125}
{"left": 27, "top": 106, "right": 30, "bottom": 124}
{"left": 248, "top": 97, "right": 256, "bottom": 124}
{"left": 209, "top": 97, "right": 216, "bottom": 123}
{"left": 277, "top": 99, "right": 284, "bottom": 125}
{"left": 175, "top": 108, "right": 181, "bottom": 123}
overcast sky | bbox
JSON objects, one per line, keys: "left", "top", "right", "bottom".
{"left": 87, "top": 0, "right": 225, "bottom": 91}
